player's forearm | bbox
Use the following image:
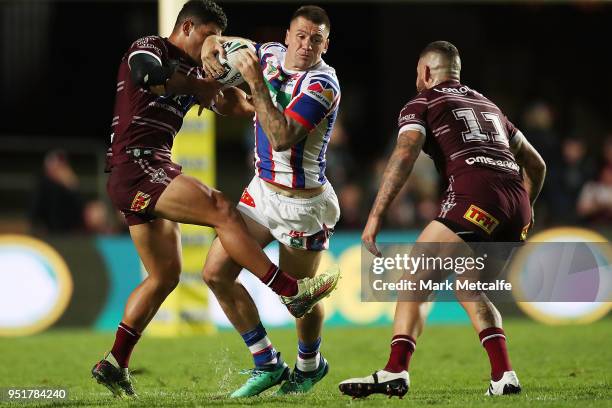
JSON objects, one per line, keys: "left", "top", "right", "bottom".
{"left": 165, "top": 72, "right": 213, "bottom": 96}
{"left": 250, "top": 79, "right": 295, "bottom": 151}
{"left": 522, "top": 164, "right": 546, "bottom": 206}
{"left": 369, "top": 137, "right": 422, "bottom": 218}
{"left": 516, "top": 146, "right": 546, "bottom": 206}
{"left": 512, "top": 136, "right": 546, "bottom": 206}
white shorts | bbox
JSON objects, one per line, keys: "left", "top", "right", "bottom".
{"left": 237, "top": 176, "right": 340, "bottom": 251}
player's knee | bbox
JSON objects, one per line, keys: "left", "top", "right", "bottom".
{"left": 165, "top": 275, "right": 181, "bottom": 292}
{"left": 304, "top": 303, "right": 324, "bottom": 320}
{"left": 150, "top": 274, "right": 180, "bottom": 295}
{"left": 150, "top": 262, "right": 181, "bottom": 294}
{"left": 211, "top": 191, "right": 240, "bottom": 225}
{"left": 202, "top": 265, "right": 232, "bottom": 292}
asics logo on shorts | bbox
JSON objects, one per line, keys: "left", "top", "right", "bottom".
{"left": 463, "top": 205, "right": 499, "bottom": 234}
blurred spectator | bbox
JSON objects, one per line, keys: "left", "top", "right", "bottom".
{"left": 336, "top": 182, "right": 364, "bottom": 229}
{"left": 521, "top": 102, "right": 562, "bottom": 225}
{"left": 83, "top": 199, "right": 117, "bottom": 235}
{"left": 29, "top": 150, "right": 84, "bottom": 234}
{"left": 326, "top": 115, "right": 355, "bottom": 188}
{"left": 557, "top": 137, "right": 596, "bottom": 223}
{"left": 577, "top": 136, "right": 612, "bottom": 223}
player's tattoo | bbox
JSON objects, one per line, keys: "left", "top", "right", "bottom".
{"left": 371, "top": 131, "right": 425, "bottom": 218}
{"left": 250, "top": 79, "right": 307, "bottom": 151}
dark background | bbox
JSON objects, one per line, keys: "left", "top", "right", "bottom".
{"left": 1, "top": 0, "right": 611, "bottom": 233}
{"left": 2, "top": 2, "right": 610, "bottom": 146}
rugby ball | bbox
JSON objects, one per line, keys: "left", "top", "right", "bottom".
{"left": 215, "top": 39, "right": 256, "bottom": 88}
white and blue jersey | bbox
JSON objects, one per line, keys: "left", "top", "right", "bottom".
{"left": 253, "top": 42, "right": 340, "bottom": 189}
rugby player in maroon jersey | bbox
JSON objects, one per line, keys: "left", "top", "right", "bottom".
{"left": 91, "top": 0, "right": 340, "bottom": 397}
{"left": 339, "top": 41, "right": 546, "bottom": 398}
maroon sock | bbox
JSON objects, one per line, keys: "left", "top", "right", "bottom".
{"left": 110, "top": 322, "right": 141, "bottom": 368}
{"left": 261, "top": 265, "right": 298, "bottom": 296}
{"left": 479, "top": 327, "right": 512, "bottom": 381}
{"left": 384, "top": 334, "right": 416, "bottom": 373}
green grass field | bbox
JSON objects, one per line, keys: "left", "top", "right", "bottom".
{"left": 1, "top": 319, "right": 610, "bottom": 407}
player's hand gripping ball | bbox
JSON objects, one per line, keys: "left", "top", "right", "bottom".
{"left": 215, "top": 39, "right": 256, "bottom": 88}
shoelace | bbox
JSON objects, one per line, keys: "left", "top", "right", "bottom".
{"left": 306, "top": 273, "right": 331, "bottom": 293}
{"left": 290, "top": 370, "right": 309, "bottom": 384}
{"left": 307, "top": 273, "right": 335, "bottom": 296}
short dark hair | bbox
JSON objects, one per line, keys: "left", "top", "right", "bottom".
{"left": 291, "top": 5, "right": 331, "bottom": 32}
{"left": 174, "top": 0, "right": 227, "bottom": 32}
{"left": 420, "top": 41, "right": 460, "bottom": 61}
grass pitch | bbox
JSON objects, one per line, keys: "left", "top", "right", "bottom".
{"left": 1, "top": 319, "right": 610, "bottom": 407}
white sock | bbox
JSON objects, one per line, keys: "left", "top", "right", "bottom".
{"left": 296, "top": 351, "right": 320, "bottom": 372}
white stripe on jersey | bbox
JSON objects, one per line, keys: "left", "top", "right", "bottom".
{"left": 127, "top": 50, "right": 162, "bottom": 67}
{"left": 399, "top": 123, "right": 426, "bottom": 136}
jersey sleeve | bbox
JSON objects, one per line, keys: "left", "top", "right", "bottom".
{"left": 127, "top": 36, "right": 168, "bottom": 67}
{"left": 397, "top": 95, "right": 428, "bottom": 136}
{"left": 505, "top": 117, "right": 526, "bottom": 150}
{"left": 284, "top": 73, "right": 340, "bottom": 131}
{"left": 505, "top": 117, "right": 519, "bottom": 141}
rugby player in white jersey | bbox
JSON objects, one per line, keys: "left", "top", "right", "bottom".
{"left": 201, "top": 5, "right": 341, "bottom": 397}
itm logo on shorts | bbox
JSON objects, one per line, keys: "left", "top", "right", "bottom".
{"left": 463, "top": 204, "right": 499, "bottom": 234}
{"left": 131, "top": 191, "right": 151, "bottom": 213}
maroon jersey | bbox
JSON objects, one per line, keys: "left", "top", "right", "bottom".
{"left": 108, "top": 36, "right": 203, "bottom": 166}
{"left": 398, "top": 80, "right": 522, "bottom": 182}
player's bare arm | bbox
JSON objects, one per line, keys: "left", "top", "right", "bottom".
{"left": 233, "top": 49, "right": 309, "bottom": 151}
{"left": 362, "top": 130, "right": 425, "bottom": 256}
{"left": 129, "top": 52, "right": 220, "bottom": 113}
{"left": 511, "top": 134, "right": 546, "bottom": 205}
{"left": 510, "top": 132, "right": 546, "bottom": 227}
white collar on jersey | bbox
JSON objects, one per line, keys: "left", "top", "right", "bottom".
{"left": 280, "top": 54, "right": 325, "bottom": 75}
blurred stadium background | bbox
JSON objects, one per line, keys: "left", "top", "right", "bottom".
{"left": 0, "top": 0, "right": 610, "bottom": 405}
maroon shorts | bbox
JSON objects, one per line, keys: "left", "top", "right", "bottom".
{"left": 107, "top": 157, "right": 182, "bottom": 226}
{"left": 435, "top": 171, "right": 531, "bottom": 242}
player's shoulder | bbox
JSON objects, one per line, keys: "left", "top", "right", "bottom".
{"left": 304, "top": 61, "right": 340, "bottom": 92}
{"left": 298, "top": 65, "right": 340, "bottom": 110}
{"left": 400, "top": 89, "right": 428, "bottom": 113}
{"left": 128, "top": 35, "right": 168, "bottom": 56}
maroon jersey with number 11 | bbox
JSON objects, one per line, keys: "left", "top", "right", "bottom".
{"left": 397, "top": 80, "right": 531, "bottom": 242}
